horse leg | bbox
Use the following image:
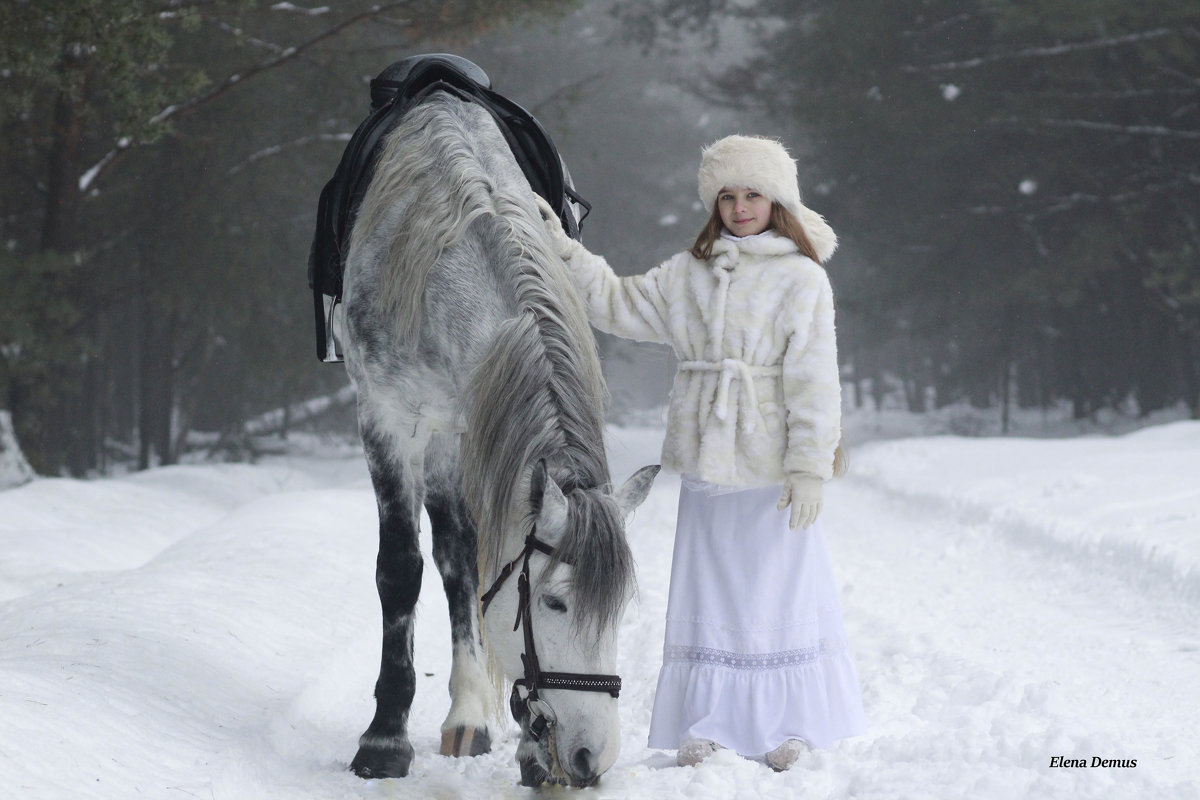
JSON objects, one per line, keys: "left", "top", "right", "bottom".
{"left": 425, "top": 435, "right": 493, "bottom": 757}
{"left": 351, "top": 425, "right": 425, "bottom": 779}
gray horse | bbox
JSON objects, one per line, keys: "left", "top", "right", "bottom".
{"left": 340, "top": 91, "right": 658, "bottom": 787}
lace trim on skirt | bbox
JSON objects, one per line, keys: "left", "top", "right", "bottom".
{"left": 663, "top": 640, "right": 844, "bottom": 672}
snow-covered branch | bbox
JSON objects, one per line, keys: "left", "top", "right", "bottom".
{"left": 970, "top": 178, "right": 1196, "bottom": 219}
{"left": 1037, "top": 118, "right": 1200, "bottom": 140}
{"left": 179, "top": 384, "right": 357, "bottom": 459}
{"left": 241, "top": 383, "right": 357, "bottom": 437}
{"left": 78, "top": 138, "right": 132, "bottom": 193}
{"left": 79, "top": 2, "right": 409, "bottom": 192}
{"left": 906, "top": 28, "right": 1174, "bottom": 72}
{"left": 210, "top": 19, "right": 289, "bottom": 54}
{"left": 901, "top": 11, "right": 975, "bottom": 39}
{"left": 156, "top": 1, "right": 332, "bottom": 18}
{"left": 225, "top": 132, "right": 351, "bottom": 175}
{"left": 270, "top": 2, "right": 332, "bottom": 14}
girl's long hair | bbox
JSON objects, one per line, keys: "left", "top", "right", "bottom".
{"left": 689, "top": 202, "right": 823, "bottom": 264}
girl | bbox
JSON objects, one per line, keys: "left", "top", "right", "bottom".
{"left": 537, "top": 135, "right": 866, "bottom": 771}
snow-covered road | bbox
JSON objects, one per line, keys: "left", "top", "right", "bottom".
{"left": 1, "top": 423, "right": 1196, "bottom": 799}
{"left": 821, "top": 476, "right": 1197, "bottom": 799}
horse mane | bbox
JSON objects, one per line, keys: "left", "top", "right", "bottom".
{"left": 354, "top": 100, "right": 497, "bottom": 341}
{"left": 358, "top": 94, "right": 632, "bottom": 630}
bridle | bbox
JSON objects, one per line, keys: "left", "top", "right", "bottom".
{"left": 479, "top": 527, "right": 622, "bottom": 744}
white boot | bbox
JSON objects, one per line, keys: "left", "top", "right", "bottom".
{"left": 766, "top": 738, "right": 807, "bottom": 771}
{"left": 677, "top": 738, "right": 722, "bottom": 767}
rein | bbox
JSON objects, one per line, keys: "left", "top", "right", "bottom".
{"left": 479, "top": 527, "right": 622, "bottom": 743}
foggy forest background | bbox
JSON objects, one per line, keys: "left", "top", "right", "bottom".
{"left": 1, "top": 0, "right": 1197, "bottom": 478}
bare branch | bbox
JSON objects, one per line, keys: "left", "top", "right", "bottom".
{"left": 527, "top": 70, "right": 607, "bottom": 117}
{"left": 994, "top": 86, "right": 1200, "bottom": 102}
{"left": 1157, "top": 64, "right": 1200, "bottom": 89}
{"left": 209, "top": 19, "right": 289, "bottom": 54}
{"left": 970, "top": 178, "right": 1198, "bottom": 220}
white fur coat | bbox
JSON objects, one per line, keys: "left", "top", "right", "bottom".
{"left": 561, "top": 230, "right": 841, "bottom": 486}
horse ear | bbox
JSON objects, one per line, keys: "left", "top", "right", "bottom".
{"left": 614, "top": 465, "right": 660, "bottom": 518}
{"left": 531, "top": 460, "right": 569, "bottom": 542}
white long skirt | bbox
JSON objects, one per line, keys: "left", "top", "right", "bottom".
{"left": 647, "top": 477, "right": 867, "bottom": 756}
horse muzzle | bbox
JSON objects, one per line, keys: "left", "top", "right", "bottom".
{"left": 518, "top": 691, "right": 614, "bottom": 787}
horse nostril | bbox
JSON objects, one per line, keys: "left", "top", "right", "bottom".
{"left": 571, "top": 747, "right": 598, "bottom": 782}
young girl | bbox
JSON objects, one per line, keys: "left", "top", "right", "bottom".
{"left": 537, "top": 135, "right": 866, "bottom": 771}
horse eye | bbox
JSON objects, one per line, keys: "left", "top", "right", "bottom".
{"left": 541, "top": 594, "right": 568, "bottom": 613}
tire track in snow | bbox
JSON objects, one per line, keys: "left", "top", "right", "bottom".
{"left": 849, "top": 468, "right": 1200, "bottom": 607}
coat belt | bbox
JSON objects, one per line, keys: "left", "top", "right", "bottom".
{"left": 678, "top": 359, "right": 782, "bottom": 433}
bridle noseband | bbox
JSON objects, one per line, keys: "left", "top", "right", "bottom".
{"left": 479, "top": 527, "right": 622, "bottom": 744}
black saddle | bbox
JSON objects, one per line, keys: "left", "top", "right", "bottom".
{"left": 307, "top": 53, "right": 590, "bottom": 362}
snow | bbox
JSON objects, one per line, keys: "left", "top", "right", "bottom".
{"left": 2, "top": 413, "right": 1197, "bottom": 799}
{"left": 0, "top": 411, "right": 34, "bottom": 490}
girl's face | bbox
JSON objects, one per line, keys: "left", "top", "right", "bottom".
{"left": 716, "top": 186, "right": 772, "bottom": 237}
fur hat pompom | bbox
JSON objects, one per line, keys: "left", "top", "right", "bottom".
{"left": 698, "top": 134, "right": 837, "bottom": 262}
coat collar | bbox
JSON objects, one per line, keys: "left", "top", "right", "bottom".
{"left": 710, "top": 230, "right": 799, "bottom": 271}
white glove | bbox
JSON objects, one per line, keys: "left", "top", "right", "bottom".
{"left": 777, "top": 474, "right": 823, "bottom": 530}
{"left": 533, "top": 194, "right": 578, "bottom": 259}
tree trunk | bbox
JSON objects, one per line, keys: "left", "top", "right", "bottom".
{"left": 67, "top": 353, "right": 101, "bottom": 475}
{"left": 40, "top": 53, "right": 90, "bottom": 253}
{"left": 1184, "top": 332, "right": 1200, "bottom": 420}
{"left": 137, "top": 291, "right": 155, "bottom": 471}
{"left": 870, "top": 368, "right": 887, "bottom": 412}
{"left": 1000, "top": 360, "right": 1014, "bottom": 435}
{"left": 155, "top": 312, "right": 179, "bottom": 466}
{"left": 38, "top": 51, "right": 95, "bottom": 475}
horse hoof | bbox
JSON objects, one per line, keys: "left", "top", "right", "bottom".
{"left": 350, "top": 741, "right": 414, "bottom": 779}
{"left": 439, "top": 725, "right": 491, "bottom": 757}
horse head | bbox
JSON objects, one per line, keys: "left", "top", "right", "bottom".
{"left": 481, "top": 460, "right": 658, "bottom": 787}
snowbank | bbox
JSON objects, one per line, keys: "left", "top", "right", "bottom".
{"left": 0, "top": 411, "right": 33, "bottom": 490}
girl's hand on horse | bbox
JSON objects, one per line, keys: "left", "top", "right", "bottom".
{"left": 533, "top": 194, "right": 578, "bottom": 259}
{"left": 778, "top": 474, "right": 823, "bottom": 530}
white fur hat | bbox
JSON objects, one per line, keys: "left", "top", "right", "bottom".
{"left": 697, "top": 134, "right": 837, "bottom": 262}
